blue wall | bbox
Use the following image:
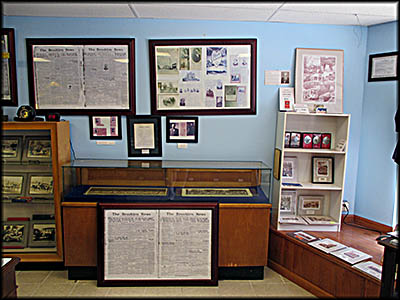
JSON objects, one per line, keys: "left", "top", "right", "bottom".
{"left": 355, "top": 21, "right": 398, "bottom": 227}
{"left": 2, "top": 16, "right": 397, "bottom": 226}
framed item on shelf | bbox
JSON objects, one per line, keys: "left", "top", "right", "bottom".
{"left": 89, "top": 116, "right": 122, "bottom": 140}
{"left": 312, "top": 156, "right": 334, "bottom": 184}
{"left": 28, "top": 220, "right": 56, "bottom": 248}
{"left": 368, "top": 51, "right": 399, "bottom": 82}
{"left": 308, "top": 238, "right": 346, "bottom": 253}
{"left": 289, "top": 132, "right": 301, "bottom": 148}
{"left": 330, "top": 247, "right": 372, "bottom": 265}
{"left": 273, "top": 148, "right": 281, "bottom": 180}
{"left": 287, "top": 231, "right": 319, "bottom": 243}
{"left": 298, "top": 195, "right": 324, "bottom": 216}
{"left": 284, "top": 132, "right": 291, "bottom": 148}
{"left": 353, "top": 261, "right": 382, "bottom": 280}
{"left": 280, "top": 190, "right": 297, "bottom": 214}
{"left": 126, "top": 116, "right": 162, "bottom": 157}
{"left": 2, "top": 220, "right": 30, "bottom": 248}
{"left": 2, "top": 136, "right": 23, "bottom": 162}
{"left": 149, "top": 38, "right": 257, "bottom": 115}
{"left": 321, "top": 133, "right": 332, "bottom": 149}
{"left": 278, "top": 215, "right": 307, "bottom": 225}
{"left": 302, "top": 133, "right": 313, "bottom": 149}
{"left": 25, "top": 38, "right": 135, "bottom": 115}
{"left": 2, "top": 174, "right": 27, "bottom": 198}
{"left": 27, "top": 174, "right": 54, "bottom": 199}
{"left": 312, "top": 133, "right": 322, "bottom": 149}
{"left": 295, "top": 48, "right": 344, "bottom": 114}
{"left": 1, "top": 28, "right": 18, "bottom": 107}
{"left": 302, "top": 215, "right": 338, "bottom": 225}
{"left": 166, "top": 116, "right": 199, "bottom": 143}
{"left": 23, "top": 137, "right": 52, "bottom": 162}
{"left": 282, "top": 156, "right": 297, "bottom": 182}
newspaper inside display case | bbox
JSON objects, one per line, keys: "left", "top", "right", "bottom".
{"left": 61, "top": 159, "right": 272, "bottom": 204}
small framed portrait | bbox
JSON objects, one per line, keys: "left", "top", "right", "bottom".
{"left": 321, "top": 133, "right": 332, "bottom": 149}
{"left": 2, "top": 173, "right": 27, "bottom": 198}
{"left": 312, "top": 157, "right": 334, "bottom": 184}
{"left": 27, "top": 174, "right": 54, "bottom": 199}
{"left": 280, "top": 190, "right": 297, "bottom": 214}
{"left": 23, "top": 137, "right": 52, "bottom": 162}
{"left": 312, "top": 133, "right": 322, "bottom": 149}
{"left": 166, "top": 116, "right": 199, "bottom": 143}
{"left": 282, "top": 156, "right": 297, "bottom": 183}
{"left": 302, "top": 133, "right": 313, "bottom": 149}
{"left": 2, "top": 220, "right": 30, "bottom": 248}
{"left": 89, "top": 115, "right": 122, "bottom": 140}
{"left": 289, "top": 132, "right": 301, "bottom": 148}
{"left": 298, "top": 195, "right": 324, "bottom": 215}
{"left": 284, "top": 132, "right": 291, "bottom": 148}
{"left": 2, "top": 136, "right": 23, "bottom": 162}
{"left": 28, "top": 220, "right": 56, "bottom": 248}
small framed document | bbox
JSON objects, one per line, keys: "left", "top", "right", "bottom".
{"left": 368, "top": 51, "right": 399, "bottom": 82}
{"left": 312, "top": 156, "right": 334, "bottom": 184}
{"left": 279, "top": 87, "right": 294, "bottom": 111}
{"left": 89, "top": 116, "right": 122, "bottom": 140}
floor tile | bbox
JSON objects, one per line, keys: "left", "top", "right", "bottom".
{"left": 31, "top": 282, "right": 76, "bottom": 297}
{"left": 69, "top": 281, "right": 110, "bottom": 297}
{"left": 143, "top": 286, "right": 183, "bottom": 297}
{"left": 16, "top": 270, "right": 51, "bottom": 284}
{"left": 15, "top": 283, "right": 41, "bottom": 297}
{"left": 217, "top": 281, "right": 256, "bottom": 297}
{"left": 180, "top": 286, "right": 219, "bottom": 297}
{"left": 106, "top": 286, "right": 146, "bottom": 297}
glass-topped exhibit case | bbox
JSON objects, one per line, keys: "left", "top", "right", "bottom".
{"left": 61, "top": 159, "right": 272, "bottom": 204}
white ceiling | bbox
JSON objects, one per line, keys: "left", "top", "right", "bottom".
{"left": 1, "top": 1, "right": 398, "bottom": 26}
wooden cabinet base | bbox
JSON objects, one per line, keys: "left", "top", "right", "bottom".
{"left": 268, "top": 228, "right": 380, "bottom": 298}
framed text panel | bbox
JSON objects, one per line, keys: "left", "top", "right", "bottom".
{"left": 26, "top": 38, "right": 135, "bottom": 115}
{"left": 97, "top": 202, "right": 218, "bottom": 286}
{"left": 149, "top": 39, "right": 257, "bottom": 115}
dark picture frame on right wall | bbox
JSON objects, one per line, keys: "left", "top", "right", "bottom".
{"left": 368, "top": 51, "right": 399, "bottom": 82}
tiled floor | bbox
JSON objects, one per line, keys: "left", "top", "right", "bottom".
{"left": 15, "top": 266, "right": 316, "bottom": 298}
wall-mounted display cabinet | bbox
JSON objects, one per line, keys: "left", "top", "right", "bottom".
{"left": 1, "top": 121, "right": 71, "bottom": 262}
{"left": 272, "top": 112, "right": 350, "bottom": 232}
{"left": 61, "top": 159, "right": 272, "bottom": 279}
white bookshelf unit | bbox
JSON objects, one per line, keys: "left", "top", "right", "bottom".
{"left": 272, "top": 112, "right": 350, "bottom": 232}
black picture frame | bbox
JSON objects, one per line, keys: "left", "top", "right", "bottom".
{"left": 312, "top": 156, "right": 334, "bottom": 184}
{"left": 28, "top": 220, "right": 56, "bottom": 248}
{"left": 26, "top": 38, "right": 136, "bottom": 115}
{"left": 166, "top": 116, "right": 199, "bottom": 143}
{"left": 149, "top": 38, "right": 257, "bottom": 116}
{"left": 2, "top": 220, "right": 30, "bottom": 249}
{"left": 368, "top": 51, "right": 399, "bottom": 82}
{"left": 22, "top": 136, "right": 52, "bottom": 163}
{"left": 1, "top": 28, "right": 18, "bottom": 107}
{"left": 289, "top": 132, "right": 302, "bottom": 148}
{"left": 97, "top": 202, "right": 218, "bottom": 286}
{"left": 126, "top": 115, "right": 162, "bottom": 157}
{"left": 2, "top": 173, "right": 27, "bottom": 198}
{"left": 89, "top": 116, "right": 122, "bottom": 140}
{"left": 2, "top": 136, "right": 23, "bottom": 162}
{"left": 27, "top": 173, "right": 54, "bottom": 199}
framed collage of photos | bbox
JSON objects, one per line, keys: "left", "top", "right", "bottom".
{"left": 149, "top": 39, "right": 257, "bottom": 115}
{"left": 295, "top": 48, "right": 344, "bottom": 114}
{"left": 89, "top": 116, "right": 122, "bottom": 140}
{"left": 23, "top": 137, "right": 52, "bottom": 162}
{"left": 2, "top": 219, "right": 30, "bottom": 248}
{"left": 1, "top": 28, "right": 18, "bottom": 107}
{"left": 2, "top": 136, "right": 23, "bottom": 162}
{"left": 126, "top": 116, "right": 162, "bottom": 157}
{"left": 312, "top": 156, "right": 334, "bottom": 184}
{"left": 166, "top": 116, "right": 198, "bottom": 143}
{"left": 26, "top": 38, "right": 136, "bottom": 115}
{"left": 28, "top": 220, "right": 56, "bottom": 248}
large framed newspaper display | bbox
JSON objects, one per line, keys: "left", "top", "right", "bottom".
{"left": 1, "top": 28, "right": 18, "bottom": 107}
{"left": 149, "top": 39, "right": 257, "bottom": 115}
{"left": 98, "top": 202, "right": 218, "bottom": 286}
{"left": 26, "top": 38, "right": 135, "bottom": 115}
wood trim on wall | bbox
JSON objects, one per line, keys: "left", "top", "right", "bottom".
{"left": 341, "top": 214, "right": 392, "bottom": 233}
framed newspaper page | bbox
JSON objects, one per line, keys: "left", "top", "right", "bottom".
{"left": 149, "top": 39, "right": 257, "bottom": 115}
{"left": 368, "top": 51, "right": 399, "bottom": 82}
{"left": 1, "top": 28, "right": 18, "bottom": 106}
{"left": 26, "top": 38, "right": 135, "bottom": 115}
{"left": 97, "top": 202, "right": 218, "bottom": 286}
{"left": 295, "top": 48, "right": 344, "bottom": 114}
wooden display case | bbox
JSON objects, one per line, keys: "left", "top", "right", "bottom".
{"left": 1, "top": 121, "right": 71, "bottom": 262}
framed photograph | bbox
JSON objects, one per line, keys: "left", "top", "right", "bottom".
{"left": 279, "top": 87, "right": 294, "bottom": 111}
{"left": 321, "top": 133, "right": 332, "bottom": 149}
{"left": 273, "top": 148, "right": 281, "bottom": 180}
{"left": 149, "top": 39, "right": 257, "bottom": 115}
{"left": 280, "top": 190, "right": 297, "bottom": 214}
{"left": 89, "top": 116, "right": 122, "bottom": 140}
{"left": 97, "top": 203, "right": 218, "bottom": 286}
{"left": 368, "top": 51, "right": 399, "bottom": 82}
{"left": 312, "top": 133, "right": 322, "bottom": 149}
{"left": 2, "top": 174, "right": 27, "bottom": 198}
{"left": 28, "top": 220, "right": 56, "bottom": 248}
{"left": 284, "top": 132, "right": 291, "bottom": 148}
{"left": 23, "top": 137, "right": 52, "bottom": 162}
{"left": 282, "top": 156, "right": 297, "bottom": 182}
{"left": 312, "top": 156, "right": 334, "bottom": 184}
{"left": 2, "top": 220, "right": 30, "bottom": 248}
{"left": 330, "top": 247, "right": 372, "bottom": 265}
{"left": 278, "top": 215, "right": 307, "bottom": 225}
{"left": 298, "top": 195, "right": 324, "bottom": 216}
{"left": 166, "top": 116, "right": 199, "bottom": 143}
{"left": 287, "top": 231, "right": 319, "bottom": 243}
{"left": 27, "top": 174, "right": 54, "bottom": 199}
{"left": 1, "top": 28, "right": 18, "bottom": 106}
{"left": 353, "top": 261, "right": 382, "bottom": 280}
{"left": 126, "top": 116, "right": 162, "bottom": 157}
{"left": 302, "top": 133, "right": 313, "bottom": 149}
{"left": 295, "top": 48, "right": 344, "bottom": 114}
{"left": 289, "top": 132, "right": 301, "bottom": 148}
{"left": 2, "top": 136, "right": 23, "bottom": 162}
{"left": 26, "top": 38, "right": 135, "bottom": 115}
{"left": 303, "top": 215, "right": 338, "bottom": 225}
{"left": 308, "top": 238, "right": 346, "bottom": 253}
